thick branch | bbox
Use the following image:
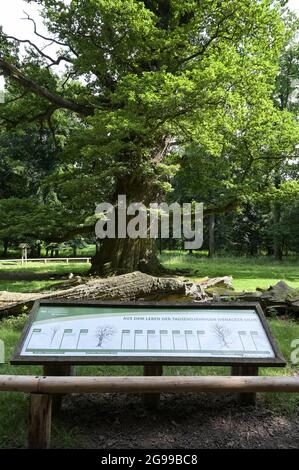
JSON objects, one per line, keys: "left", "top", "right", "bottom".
{"left": 0, "top": 57, "right": 93, "bottom": 116}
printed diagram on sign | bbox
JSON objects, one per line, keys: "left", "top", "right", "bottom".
{"left": 213, "top": 324, "right": 232, "bottom": 349}
{"left": 20, "top": 306, "right": 276, "bottom": 358}
{"left": 95, "top": 325, "right": 116, "bottom": 347}
{"left": 50, "top": 326, "right": 60, "bottom": 345}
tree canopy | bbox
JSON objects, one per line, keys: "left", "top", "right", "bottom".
{"left": 0, "top": 0, "right": 298, "bottom": 272}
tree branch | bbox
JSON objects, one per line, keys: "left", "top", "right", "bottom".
{"left": 0, "top": 57, "right": 93, "bottom": 116}
{"left": 0, "top": 105, "right": 57, "bottom": 128}
{"left": 3, "top": 34, "right": 73, "bottom": 68}
{"left": 22, "top": 11, "right": 78, "bottom": 57}
{"left": 179, "top": 9, "right": 237, "bottom": 65}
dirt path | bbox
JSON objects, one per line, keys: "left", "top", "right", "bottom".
{"left": 58, "top": 393, "right": 299, "bottom": 449}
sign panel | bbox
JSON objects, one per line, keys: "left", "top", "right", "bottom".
{"left": 12, "top": 301, "right": 285, "bottom": 366}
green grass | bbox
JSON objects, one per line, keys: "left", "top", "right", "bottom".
{"left": 0, "top": 280, "right": 64, "bottom": 293}
{"left": 161, "top": 251, "right": 299, "bottom": 291}
{"left": 1, "top": 252, "right": 298, "bottom": 293}
{"left": 0, "top": 314, "right": 298, "bottom": 447}
{"left": 0, "top": 262, "right": 91, "bottom": 275}
{"left": 0, "top": 262, "right": 91, "bottom": 292}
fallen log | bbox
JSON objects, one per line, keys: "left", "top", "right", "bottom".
{"left": 0, "top": 271, "right": 194, "bottom": 318}
{"left": 1, "top": 274, "right": 298, "bottom": 319}
{"left": 201, "top": 276, "right": 233, "bottom": 290}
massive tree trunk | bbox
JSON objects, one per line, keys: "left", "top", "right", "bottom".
{"left": 90, "top": 173, "right": 163, "bottom": 276}
{"left": 91, "top": 237, "right": 161, "bottom": 276}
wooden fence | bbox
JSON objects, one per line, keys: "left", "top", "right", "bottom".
{"left": 0, "top": 374, "right": 299, "bottom": 449}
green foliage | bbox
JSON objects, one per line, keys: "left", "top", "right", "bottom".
{"left": 0, "top": 1, "right": 298, "bottom": 269}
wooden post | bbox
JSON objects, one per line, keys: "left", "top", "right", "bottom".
{"left": 143, "top": 364, "right": 163, "bottom": 409}
{"left": 43, "top": 364, "right": 75, "bottom": 414}
{"left": 231, "top": 365, "right": 259, "bottom": 405}
{"left": 28, "top": 393, "right": 52, "bottom": 449}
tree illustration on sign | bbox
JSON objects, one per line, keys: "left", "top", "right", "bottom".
{"left": 95, "top": 325, "right": 116, "bottom": 348}
{"left": 50, "top": 326, "right": 60, "bottom": 345}
{"left": 213, "top": 324, "right": 232, "bottom": 348}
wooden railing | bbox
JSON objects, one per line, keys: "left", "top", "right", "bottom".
{"left": 0, "top": 374, "right": 299, "bottom": 449}
{"left": 0, "top": 257, "right": 91, "bottom": 265}
{"left": 1, "top": 375, "right": 299, "bottom": 393}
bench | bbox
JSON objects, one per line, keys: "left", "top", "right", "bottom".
{"left": 6, "top": 299, "right": 291, "bottom": 448}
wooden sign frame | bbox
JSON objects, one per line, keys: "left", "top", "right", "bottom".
{"left": 11, "top": 299, "right": 286, "bottom": 367}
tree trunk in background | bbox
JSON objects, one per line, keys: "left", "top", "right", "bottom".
{"left": 284, "top": 244, "right": 288, "bottom": 258}
{"left": 208, "top": 214, "right": 216, "bottom": 258}
{"left": 37, "top": 244, "right": 41, "bottom": 258}
{"left": 273, "top": 203, "right": 282, "bottom": 261}
{"left": 272, "top": 175, "right": 282, "bottom": 261}
{"left": 2, "top": 239, "right": 9, "bottom": 257}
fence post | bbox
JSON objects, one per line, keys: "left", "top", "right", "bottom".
{"left": 231, "top": 365, "right": 259, "bottom": 405}
{"left": 143, "top": 365, "right": 163, "bottom": 409}
{"left": 43, "top": 364, "right": 75, "bottom": 414}
{"left": 28, "top": 393, "right": 52, "bottom": 449}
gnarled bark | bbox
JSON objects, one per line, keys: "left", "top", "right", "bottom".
{"left": 91, "top": 238, "right": 162, "bottom": 276}
{"left": 0, "top": 271, "right": 189, "bottom": 318}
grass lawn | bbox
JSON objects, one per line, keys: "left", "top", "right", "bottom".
{"left": 160, "top": 251, "right": 299, "bottom": 291}
{"left": 0, "top": 253, "right": 298, "bottom": 293}
{"left": 0, "top": 279, "right": 63, "bottom": 293}
{"left": 0, "top": 314, "right": 298, "bottom": 448}
{"left": 0, "top": 262, "right": 90, "bottom": 292}
{"left": 0, "top": 262, "right": 91, "bottom": 275}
